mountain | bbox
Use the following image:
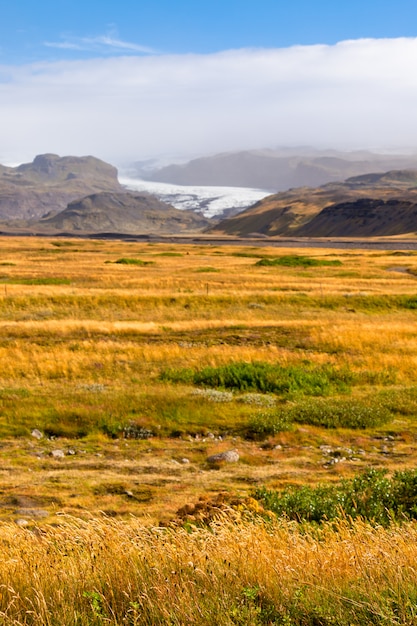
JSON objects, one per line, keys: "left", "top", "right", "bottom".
{"left": 0, "top": 154, "right": 122, "bottom": 221}
{"left": 208, "top": 170, "right": 417, "bottom": 238}
{"left": 35, "top": 191, "right": 211, "bottom": 234}
{"left": 295, "top": 198, "right": 417, "bottom": 237}
{"left": 138, "top": 149, "right": 417, "bottom": 191}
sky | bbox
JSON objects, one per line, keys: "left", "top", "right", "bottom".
{"left": 1, "top": 0, "right": 417, "bottom": 165}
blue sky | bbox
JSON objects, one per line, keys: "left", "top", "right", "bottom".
{"left": 1, "top": 1, "right": 417, "bottom": 165}
{"left": 2, "top": 0, "right": 417, "bottom": 63}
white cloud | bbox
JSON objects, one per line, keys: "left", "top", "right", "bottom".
{"left": 44, "top": 34, "right": 156, "bottom": 55}
{"left": 1, "top": 37, "right": 417, "bottom": 165}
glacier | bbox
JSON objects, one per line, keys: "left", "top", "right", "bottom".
{"left": 119, "top": 177, "right": 270, "bottom": 219}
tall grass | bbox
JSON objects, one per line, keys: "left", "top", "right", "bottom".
{"left": 1, "top": 516, "right": 417, "bottom": 624}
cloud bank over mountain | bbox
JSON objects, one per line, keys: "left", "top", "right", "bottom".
{"left": 1, "top": 37, "right": 417, "bottom": 164}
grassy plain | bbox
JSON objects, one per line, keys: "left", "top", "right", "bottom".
{"left": 2, "top": 236, "right": 417, "bottom": 623}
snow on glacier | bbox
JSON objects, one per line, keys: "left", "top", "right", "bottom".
{"left": 119, "top": 177, "right": 270, "bottom": 219}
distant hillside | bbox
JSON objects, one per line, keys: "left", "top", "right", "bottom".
{"left": 209, "top": 170, "right": 417, "bottom": 238}
{"left": 36, "top": 192, "right": 211, "bottom": 235}
{"left": 139, "top": 149, "right": 417, "bottom": 191}
{"left": 297, "top": 199, "right": 417, "bottom": 237}
{"left": 0, "top": 154, "right": 122, "bottom": 221}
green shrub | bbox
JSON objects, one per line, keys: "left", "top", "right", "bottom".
{"left": 254, "top": 468, "right": 417, "bottom": 525}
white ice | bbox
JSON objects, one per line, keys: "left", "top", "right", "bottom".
{"left": 119, "top": 177, "right": 270, "bottom": 219}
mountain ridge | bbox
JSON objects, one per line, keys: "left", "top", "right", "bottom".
{"left": 208, "top": 169, "right": 417, "bottom": 238}
{"left": 138, "top": 149, "right": 417, "bottom": 191}
{"left": 0, "top": 153, "right": 122, "bottom": 221}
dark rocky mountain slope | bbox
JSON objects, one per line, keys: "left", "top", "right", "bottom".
{"left": 209, "top": 170, "right": 417, "bottom": 238}
{"left": 36, "top": 192, "right": 211, "bottom": 234}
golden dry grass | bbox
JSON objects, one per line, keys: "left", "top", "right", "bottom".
{"left": 0, "top": 515, "right": 417, "bottom": 624}
{"left": 1, "top": 237, "right": 417, "bottom": 525}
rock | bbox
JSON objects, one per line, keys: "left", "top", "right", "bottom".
{"left": 123, "top": 424, "right": 154, "bottom": 439}
{"left": 31, "top": 429, "right": 43, "bottom": 440}
{"left": 16, "top": 519, "right": 29, "bottom": 527}
{"left": 207, "top": 450, "right": 239, "bottom": 464}
{"left": 15, "top": 508, "right": 48, "bottom": 518}
{"left": 51, "top": 449, "right": 65, "bottom": 459}
{"left": 181, "top": 458, "right": 190, "bottom": 464}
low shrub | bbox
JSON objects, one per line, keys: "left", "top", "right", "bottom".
{"left": 254, "top": 468, "right": 417, "bottom": 525}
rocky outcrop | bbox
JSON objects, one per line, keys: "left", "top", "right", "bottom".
{"left": 0, "top": 154, "right": 122, "bottom": 221}
{"left": 37, "top": 191, "right": 212, "bottom": 234}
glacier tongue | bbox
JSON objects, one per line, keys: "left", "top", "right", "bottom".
{"left": 119, "top": 177, "right": 269, "bottom": 219}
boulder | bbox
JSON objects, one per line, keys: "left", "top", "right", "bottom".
{"left": 207, "top": 450, "right": 239, "bottom": 464}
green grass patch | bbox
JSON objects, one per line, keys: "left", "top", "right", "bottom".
{"left": 245, "top": 396, "right": 392, "bottom": 438}
{"left": 285, "top": 397, "right": 391, "bottom": 429}
{"left": 113, "top": 258, "right": 154, "bottom": 266}
{"left": 255, "top": 255, "right": 342, "bottom": 268}
{"left": 194, "top": 267, "right": 220, "bottom": 273}
{"left": 0, "top": 277, "right": 71, "bottom": 285}
{"left": 231, "top": 252, "right": 266, "bottom": 258}
{"left": 160, "top": 361, "right": 364, "bottom": 397}
{"left": 51, "top": 241, "right": 77, "bottom": 247}
{"left": 153, "top": 252, "right": 184, "bottom": 257}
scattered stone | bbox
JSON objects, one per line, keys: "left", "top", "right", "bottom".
{"left": 31, "top": 429, "right": 43, "bottom": 440}
{"left": 67, "top": 449, "right": 76, "bottom": 455}
{"left": 181, "top": 458, "right": 190, "bottom": 464}
{"left": 51, "top": 449, "right": 65, "bottom": 459}
{"left": 15, "top": 508, "right": 48, "bottom": 518}
{"left": 274, "top": 445, "right": 283, "bottom": 450}
{"left": 123, "top": 423, "right": 154, "bottom": 439}
{"left": 16, "top": 519, "right": 29, "bottom": 527}
{"left": 125, "top": 490, "right": 134, "bottom": 498}
{"left": 207, "top": 450, "right": 239, "bottom": 464}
